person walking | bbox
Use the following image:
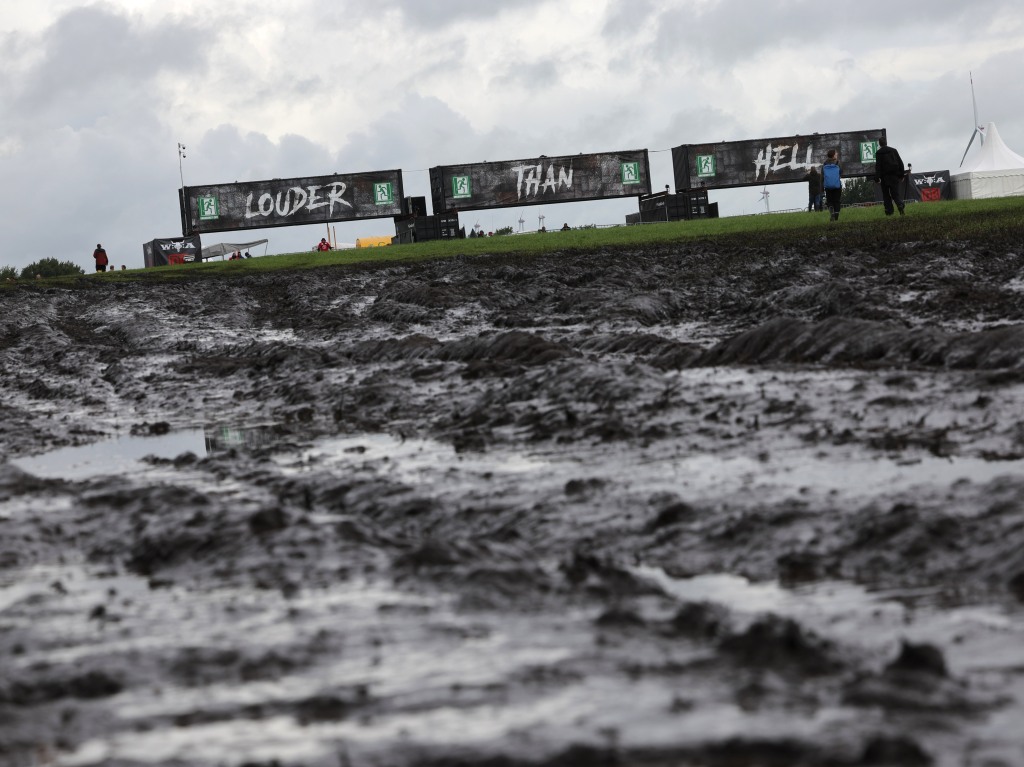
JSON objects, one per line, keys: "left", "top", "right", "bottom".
{"left": 92, "top": 244, "right": 109, "bottom": 273}
{"left": 804, "top": 167, "right": 822, "bottom": 212}
{"left": 874, "top": 137, "right": 906, "bottom": 216}
{"left": 822, "top": 150, "right": 842, "bottom": 221}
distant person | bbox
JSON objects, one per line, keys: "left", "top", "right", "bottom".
{"left": 244, "top": 251, "right": 252, "bottom": 258}
{"left": 92, "top": 243, "right": 108, "bottom": 272}
{"left": 121, "top": 265, "right": 126, "bottom": 270}
{"left": 561, "top": 222, "right": 570, "bottom": 231}
{"left": 822, "top": 150, "right": 842, "bottom": 221}
{"left": 804, "top": 167, "right": 822, "bottom": 212}
{"left": 874, "top": 137, "right": 906, "bottom": 216}
{"left": 317, "top": 238, "right": 331, "bottom": 251}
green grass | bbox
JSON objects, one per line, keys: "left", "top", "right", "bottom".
{"left": 6, "top": 197, "right": 1024, "bottom": 289}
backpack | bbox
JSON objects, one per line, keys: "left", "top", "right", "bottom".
{"left": 822, "top": 163, "right": 841, "bottom": 189}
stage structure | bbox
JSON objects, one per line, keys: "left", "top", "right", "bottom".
{"left": 672, "top": 130, "right": 887, "bottom": 191}
{"left": 180, "top": 170, "right": 406, "bottom": 236}
{"left": 429, "top": 150, "right": 652, "bottom": 213}
{"left": 143, "top": 235, "right": 203, "bottom": 268}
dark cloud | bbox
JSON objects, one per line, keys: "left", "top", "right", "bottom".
{"left": 373, "top": 0, "right": 551, "bottom": 29}
{"left": 603, "top": 0, "right": 1016, "bottom": 66}
{"left": 7, "top": 6, "right": 212, "bottom": 120}
{"left": 490, "top": 58, "right": 561, "bottom": 90}
{"left": 333, "top": 93, "right": 481, "bottom": 171}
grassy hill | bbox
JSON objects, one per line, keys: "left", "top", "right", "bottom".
{"left": 7, "top": 197, "right": 1024, "bottom": 288}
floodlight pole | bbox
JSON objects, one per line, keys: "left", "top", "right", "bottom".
{"left": 177, "top": 143, "right": 187, "bottom": 188}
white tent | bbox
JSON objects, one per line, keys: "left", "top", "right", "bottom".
{"left": 200, "top": 239, "right": 269, "bottom": 260}
{"left": 952, "top": 122, "right": 1024, "bottom": 199}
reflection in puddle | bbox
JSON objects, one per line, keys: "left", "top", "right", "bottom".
{"left": 204, "top": 424, "right": 282, "bottom": 454}
{"left": 9, "top": 429, "right": 207, "bottom": 481}
{"left": 7, "top": 424, "right": 288, "bottom": 481}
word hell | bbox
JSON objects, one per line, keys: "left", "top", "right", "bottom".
{"left": 753, "top": 143, "right": 815, "bottom": 180}
{"left": 511, "top": 164, "right": 573, "bottom": 200}
{"left": 245, "top": 182, "right": 352, "bottom": 219}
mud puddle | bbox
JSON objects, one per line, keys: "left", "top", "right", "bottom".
{"left": 5, "top": 237, "right": 1024, "bottom": 765}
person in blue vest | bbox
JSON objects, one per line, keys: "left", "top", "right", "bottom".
{"left": 873, "top": 137, "right": 906, "bottom": 216}
{"left": 822, "top": 150, "right": 842, "bottom": 221}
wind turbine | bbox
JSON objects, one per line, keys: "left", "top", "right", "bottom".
{"left": 959, "top": 71, "right": 987, "bottom": 167}
{"left": 758, "top": 187, "right": 770, "bottom": 213}
{"left": 518, "top": 213, "right": 525, "bottom": 232}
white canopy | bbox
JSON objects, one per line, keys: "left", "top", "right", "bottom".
{"left": 200, "top": 239, "right": 269, "bottom": 260}
{"left": 952, "top": 123, "right": 1024, "bottom": 199}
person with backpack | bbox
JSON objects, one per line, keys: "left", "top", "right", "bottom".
{"left": 92, "top": 244, "right": 109, "bottom": 273}
{"left": 822, "top": 150, "right": 842, "bottom": 221}
{"left": 873, "top": 137, "right": 906, "bottom": 216}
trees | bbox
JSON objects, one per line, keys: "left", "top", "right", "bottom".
{"left": 842, "top": 176, "right": 878, "bottom": 205}
{"left": 19, "top": 258, "right": 85, "bottom": 279}
{"left": 0, "top": 266, "right": 17, "bottom": 281}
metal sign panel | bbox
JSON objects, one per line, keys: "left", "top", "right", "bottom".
{"left": 429, "top": 149, "right": 651, "bottom": 213}
{"left": 180, "top": 171, "right": 406, "bottom": 236}
{"left": 672, "top": 130, "right": 887, "bottom": 191}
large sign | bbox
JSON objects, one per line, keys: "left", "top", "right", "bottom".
{"left": 429, "top": 150, "right": 652, "bottom": 213}
{"left": 180, "top": 171, "right": 406, "bottom": 235}
{"left": 143, "top": 235, "right": 202, "bottom": 268}
{"left": 672, "top": 130, "right": 887, "bottom": 191}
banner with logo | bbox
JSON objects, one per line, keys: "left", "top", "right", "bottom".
{"left": 429, "top": 150, "right": 651, "bottom": 213}
{"left": 143, "top": 235, "right": 202, "bottom": 268}
{"left": 905, "top": 170, "right": 951, "bottom": 202}
{"left": 180, "top": 171, "right": 406, "bottom": 235}
{"left": 672, "top": 130, "right": 887, "bottom": 191}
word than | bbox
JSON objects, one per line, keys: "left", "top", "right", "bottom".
{"left": 511, "top": 164, "right": 573, "bottom": 200}
{"left": 753, "top": 143, "right": 815, "bottom": 180}
{"left": 245, "top": 182, "right": 353, "bottom": 219}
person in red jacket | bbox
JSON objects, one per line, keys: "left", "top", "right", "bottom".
{"left": 92, "top": 244, "right": 109, "bottom": 272}
{"left": 317, "top": 238, "right": 331, "bottom": 252}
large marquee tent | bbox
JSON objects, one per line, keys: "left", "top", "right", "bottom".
{"left": 952, "top": 122, "right": 1024, "bottom": 200}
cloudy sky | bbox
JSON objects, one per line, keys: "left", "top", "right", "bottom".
{"left": 2, "top": 0, "right": 1022, "bottom": 274}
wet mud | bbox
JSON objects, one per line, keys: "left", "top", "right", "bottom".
{"left": 3, "top": 231, "right": 1024, "bottom": 766}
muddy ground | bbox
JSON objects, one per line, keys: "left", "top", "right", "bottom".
{"left": 3, "top": 224, "right": 1024, "bottom": 766}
